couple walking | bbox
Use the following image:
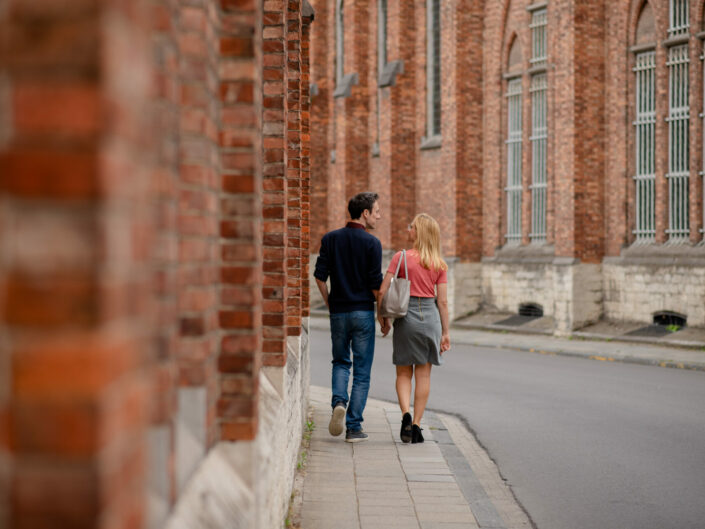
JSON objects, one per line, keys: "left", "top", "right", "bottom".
{"left": 314, "top": 192, "right": 451, "bottom": 444}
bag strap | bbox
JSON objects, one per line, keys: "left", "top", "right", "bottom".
{"left": 393, "top": 249, "right": 407, "bottom": 279}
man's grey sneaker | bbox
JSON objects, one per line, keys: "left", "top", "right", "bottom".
{"left": 328, "top": 403, "right": 346, "bottom": 436}
{"left": 345, "top": 429, "right": 368, "bottom": 443}
{"left": 400, "top": 412, "right": 412, "bottom": 443}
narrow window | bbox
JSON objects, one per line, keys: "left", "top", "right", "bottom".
{"left": 668, "top": 0, "right": 689, "bottom": 38}
{"left": 530, "top": 8, "right": 547, "bottom": 67}
{"left": 335, "top": 0, "right": 344, "bottom": 86}
{"left": 666, "top": 44, "right": 690, "bottom": 241}
{"left": 634, "top": 51, "right": 656, "bottom": 243}
{"left": 529, "top": 7, "right": 548, "bottom": 243}
{"left": 506, "top": 78, "right": 523, "bottom": 244}
{"left": 426, "top": 0, "right": 441, "bottom": 137}
{"left": 530, "top": 73, "right": 547, "bottom": 243}
{"left": 701, "top": 39, "right": 705, "bottom": 239}
{"left": 378, "top": 0, "right": 387, "bottom": 76}
{"left": 373, "top": 0, "right": 387, "bottom": 156}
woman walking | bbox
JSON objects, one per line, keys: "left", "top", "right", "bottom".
{"left": 377, "top": 213, "right": 451, "bottom": 443}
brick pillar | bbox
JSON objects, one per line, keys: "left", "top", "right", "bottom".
{"left": 388, "top": 0, "right": 417, "bottom": 249}
{"left": 149, "top": 0, "right": 180, "bottom": 523}
{"left": 219, "top": 0, "right": 262, "bottom": 441}
{"left": 309, "top": 0, "right": 330, "bottom": 250}
{"left": 262, "top": 0, "right": 289, "bottom": 367}
{"left": 301, "top": 9, "right": 313, "bottom": 318}
{"left": 553, "top": 0, "right": 606, "bottom": 262}
{"left": 286, "top": 0, "right": 303, "bottom": 338}
{"left": 0, "top": 1, "right": 154, "bottom": 527}
{"left": 343, "top": 0, "right": 370, "bottom": 201}
{"left": 175, "top": 0, "right": 220, "bottom": 480}
{"left": 454, "top": 0, "right": 483, "bottom": 262}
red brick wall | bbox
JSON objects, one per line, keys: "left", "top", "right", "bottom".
{"left": 606, "top": 0, "right": 705, "bottom": 254}
{"left": 262, "top": 0, "right": 290, "bottom": 367}
{"left": 309, "top": 0, "right": 330, "bottom": 251}
{"left": 310, "top": 0, "right": 485, "bottom": 258}
{"left": 219, "top": 0, "right": 263, "bottom": 441}
{"left": 1, "top": 0, "right": 311, "bottom": 524}
{"left": 287, "top": 0, "right": 304, "bottom": 338}
{"left": 151, "top": 0, "right": 180, "bottom": 506}
{"left": 176, "top": 0, "right": 221, "bottom": 446}
{"left": 309, "top": 0, "right": 485, "bottom": 258}
{"left": 1, "top": 1, "right": 155, "bottom": 526}
{"left": 311, "top": 0, "right": 705, "bottom": 272}
{"left": 387, "top": 0, "right": 419, "bottom": 250}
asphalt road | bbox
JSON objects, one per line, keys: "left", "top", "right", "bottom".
{"left": 309, "top": 328, "right": 705, "bottom": 529}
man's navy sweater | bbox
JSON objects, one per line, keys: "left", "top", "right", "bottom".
{"left": 314, "top": 223, "right": 383, "bottom": 313}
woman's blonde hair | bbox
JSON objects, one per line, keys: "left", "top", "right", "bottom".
{"left": 411, "top": 213, "right": 448, "bottom": 271}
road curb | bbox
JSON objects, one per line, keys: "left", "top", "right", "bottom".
{"left": 452, "top": 340, "right": 705, "bottom": 373}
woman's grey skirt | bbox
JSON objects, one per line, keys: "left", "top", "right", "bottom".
{"left": 392, "top": 296, "right": 443, "bottom": 366}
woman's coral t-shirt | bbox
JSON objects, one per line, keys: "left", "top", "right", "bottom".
{"left": 387, "top": 249, "right": 447, "bottom": 298}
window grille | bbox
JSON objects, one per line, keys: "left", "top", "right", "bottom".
{"left": 335, "top": 0, "right": 344, "bottom": 85}
{"left": 530, "top": 8, "right": 547, "bottom": 66}
{"left": 633, "top": 51, "right": 656, "bottom": 243}
{"left": 530, "top": 73, "right": 547, "bottom": 243}
{"left": 668, "top": 0, "right": 689, "bottom": 37}
{"left": 505, "top": 78, "right": 523, "bottom": 243}
{"left": 666, "top": 44, "right": 690, "bottom": 241}
{"left": 426, "top": 0, "right": 441, "bottom": 137}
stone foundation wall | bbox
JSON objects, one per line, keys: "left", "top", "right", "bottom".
{"left": 166, "top": 321, "right": 310, "bottom": 529}
{"left": 604, "top": 262, "right": 705, "bottom": 327}
{"left": 481, "top": 260, "right": 556, "bottom": 316}
{"left": 449, "top": 261, "right": 482, "bottom": 320}
{"left": 553, "top": 261, "right": 603, "bottom": 334}
{"left": 482, "top": 258, "right": 603, "bottom": 333}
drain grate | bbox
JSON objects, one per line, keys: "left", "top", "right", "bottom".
{"left": 624, "top": 324, "right": 673, "bottom": 338}
{"left": 495, "top": 315, "right": 540, "bottom": 327}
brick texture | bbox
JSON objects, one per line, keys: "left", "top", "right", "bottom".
{"left": 0, "top": 0, "right": 312, "bottom": 525}
{"left": 309, "top": 0, "right": 705, "bottom": 329}
{"left": 1, "top": 1, "right": 155, "bottom": 527}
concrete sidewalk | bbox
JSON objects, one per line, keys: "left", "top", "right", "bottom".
{"left": 309, "top": 315, "right": 705, "bottom": 371}
{"left": 293, "top": 386, "right": 532, "bottom": 529}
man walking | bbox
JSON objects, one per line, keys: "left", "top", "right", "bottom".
{"left": 314, "top": 192, "right": 389, "bottom": 442}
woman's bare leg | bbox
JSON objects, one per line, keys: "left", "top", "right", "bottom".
{"left": 412, "top": 363, "right": 432, "bottom": 425}
{"left": 395, "top": 365, "right": 414, "bottom": 414}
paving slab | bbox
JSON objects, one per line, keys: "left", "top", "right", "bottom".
{"left": 296, "top": 386, "right": 533, "bottom": 529}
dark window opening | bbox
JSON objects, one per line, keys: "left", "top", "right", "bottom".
{"left": 431, "top": 0, "right": 441, "bottom": 136}
{"left": 653, "top": 311, "right": 687, "bottom": 328}
{"left": 518, "top": 303, "right": 544, "bottom": 318}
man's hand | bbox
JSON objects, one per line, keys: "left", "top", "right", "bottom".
{"left": 378, "top": 315, "right": 391, "bottom": 337}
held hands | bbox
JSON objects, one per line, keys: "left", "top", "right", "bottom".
{"left": 378, "top": 315, "right": 391, "bottom": 337}
{"left": 440, "top": 333, "right": 451, "bottom": 354}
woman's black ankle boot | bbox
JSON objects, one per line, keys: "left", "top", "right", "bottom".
{"left": 411, "top": 424, "right": 424, "bottom": 444}
{"left": 400, "top": 412, "right": 412, "bottom": 443}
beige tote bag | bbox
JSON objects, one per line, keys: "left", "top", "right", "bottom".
{"left": 380, "top": 250, "right": 411, "bottom": 319}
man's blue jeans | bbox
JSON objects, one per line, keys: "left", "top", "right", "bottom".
{"left": 329, "top": 310, "right": 375, "bottom": 432}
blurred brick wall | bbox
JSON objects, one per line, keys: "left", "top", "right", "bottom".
{"left": 0, "top": 0, "right": 312, "bottom": 526}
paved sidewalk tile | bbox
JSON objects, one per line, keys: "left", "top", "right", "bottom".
{"left": 300, "top": 386, "right": 515, "bottom": 529}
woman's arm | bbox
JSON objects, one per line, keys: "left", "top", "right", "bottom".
{"left": 436, "top": 283, "right": 451, "bottom": 352}
{"left": 376, "top": 272, "right": 393, "bottom": 306}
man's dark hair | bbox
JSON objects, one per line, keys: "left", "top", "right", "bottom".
{"left": 348, "top": 192, "right": 378, "bottom": 220}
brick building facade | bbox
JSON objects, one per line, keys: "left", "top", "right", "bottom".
{"left": 310, "top": 0, "right": 705, "bottom": 334}
{"left": 0, "top": 0, "right": 313, "bottom": 527}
